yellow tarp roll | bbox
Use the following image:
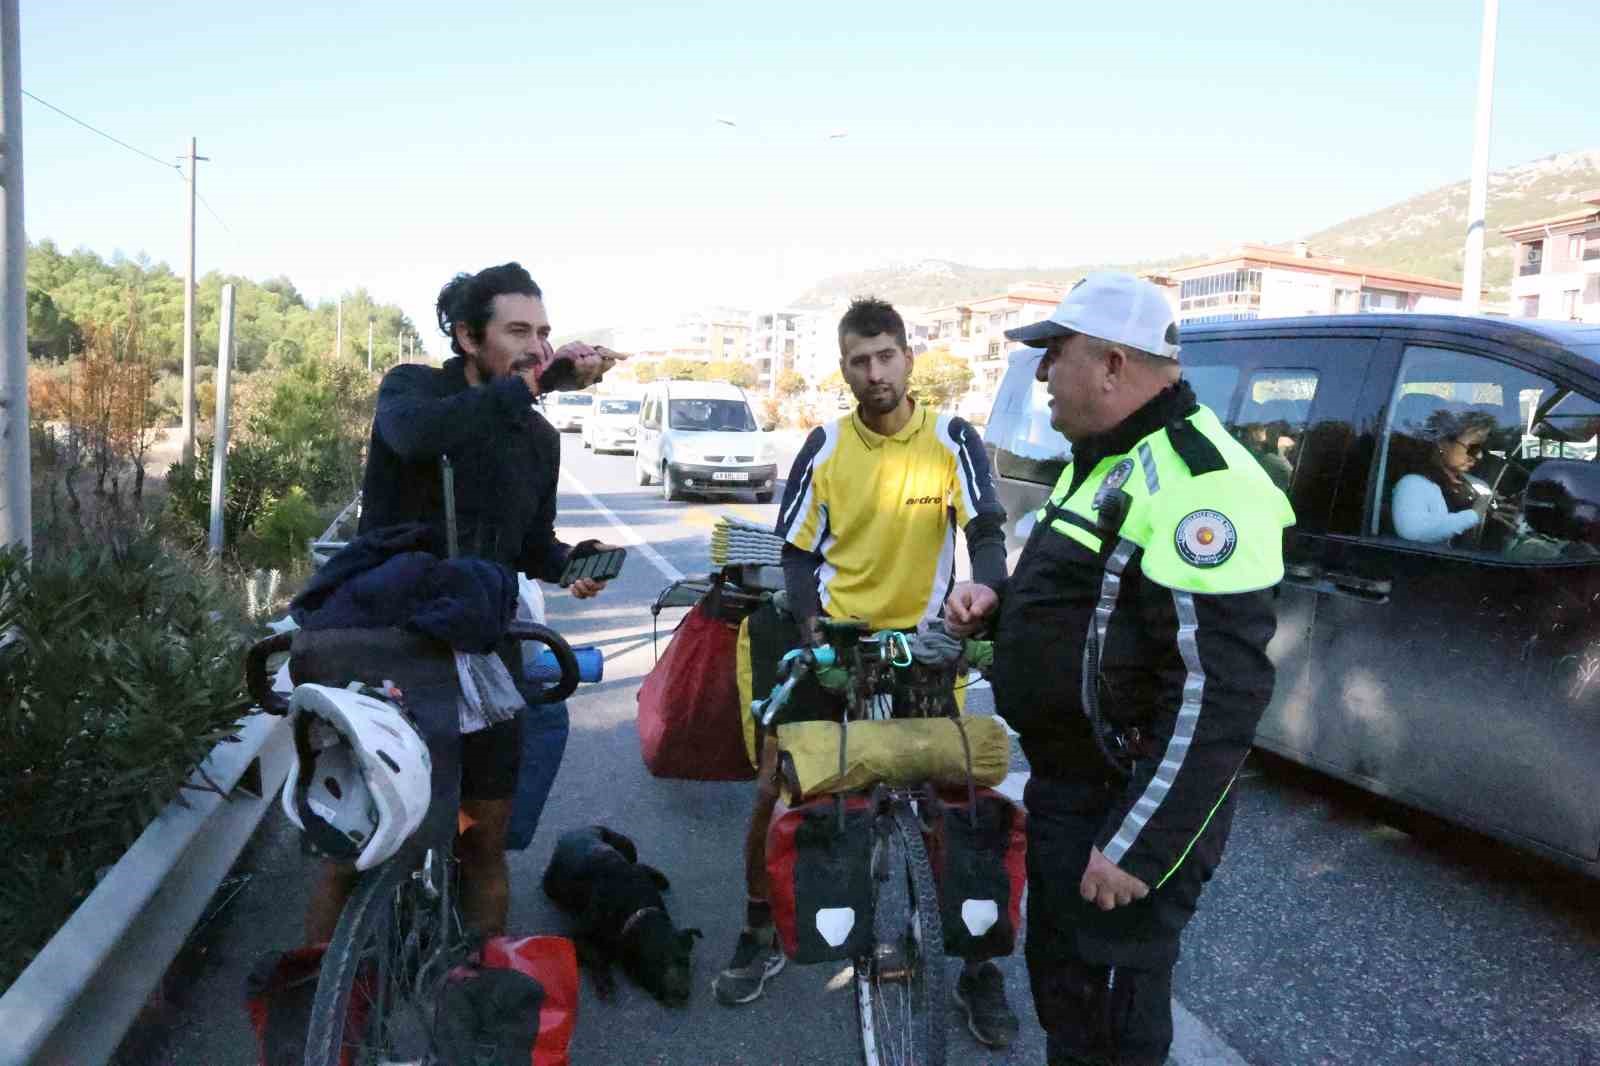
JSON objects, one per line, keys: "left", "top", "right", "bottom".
{"left": 774, "top": 715, "right": 1010, "bottom": 801}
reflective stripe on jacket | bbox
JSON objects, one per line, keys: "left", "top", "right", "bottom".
{"left": 991, "top": 382, "right": 1293, "bottom": 889}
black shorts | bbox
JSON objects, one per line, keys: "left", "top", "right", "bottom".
{"left": 460, "top": 715, "right": 523, "bottom": 802}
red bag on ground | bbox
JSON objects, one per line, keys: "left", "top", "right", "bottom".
{"left": 922, "top": 788, "right": 1027, "bottom": 960}
{"left": 480, "top": 935, "right": 580, "bottom": 1066}
{"left": 637, "top": 594, "right": 755, "bottom": 780}
{"left": 246, "top": 943, "right": 370, "bottom": 1066}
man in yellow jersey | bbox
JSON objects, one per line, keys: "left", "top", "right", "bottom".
{"left": 713, "top": 298, "right": 1019, "bottom": 1049}
{"left": 946, "top": 273, "right": 1293, "bottom": 1065}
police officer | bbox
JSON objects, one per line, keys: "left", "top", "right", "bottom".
{"left": 944, "top": 273, "right": 1293, "bottom": 1066}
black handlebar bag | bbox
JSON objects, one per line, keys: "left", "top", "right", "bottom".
{"left": 288, "top": 626, "right": 465, "bottom": 859}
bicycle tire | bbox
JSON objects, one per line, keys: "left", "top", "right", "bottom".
{"left": 304, "top": 850, "right": 462, "bottom": 1066}
{"left": 854, "top": 801, "right": 947, "bottom": 1066}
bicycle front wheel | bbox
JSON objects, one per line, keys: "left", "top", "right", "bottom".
{"left": 304, "top": 850, "right": 462, "bottom": 1066}
{"left": 854, "top": 801, "right": 947, "bottom": 1066}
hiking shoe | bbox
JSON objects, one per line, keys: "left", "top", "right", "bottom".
{"left": 712, "top": 927, "right": 786, "bottom": 1005}
{"left": 954, "top": 961, "right": 1020, "bottom": 1048}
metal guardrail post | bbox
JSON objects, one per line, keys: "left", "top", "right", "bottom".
{"left": 0, "top": 713, "right": 294, "bottom": 1066}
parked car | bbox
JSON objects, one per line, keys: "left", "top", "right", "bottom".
{"left": 984, "top": 315, "right": 1600, "bottom": 877}
{"left": 582, "top": 395, "right": 642, "bottom": 454}
{"left": 545, "top": 391, "right": 595, "bottom": 433}
{"left": 633, "top": 380, "right": 779, "bottom": 502}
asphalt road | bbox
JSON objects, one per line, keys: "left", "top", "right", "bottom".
{"left": 143, "top": 432, "right": 1600, "bottom": 1066}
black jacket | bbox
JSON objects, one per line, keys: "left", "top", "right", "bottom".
{"left": 358, "top": 357, "right": 572, "bottom": 583}
{"left": 991, "top": 382, "right": 1278, "bottom": 889}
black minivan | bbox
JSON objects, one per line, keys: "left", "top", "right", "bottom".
{"left": 983, "top": 315, "right": 1600, "bottom": 876}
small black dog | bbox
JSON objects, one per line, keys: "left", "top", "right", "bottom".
{"left": 541, "top": 825, "right": 701, "bottom": 1006}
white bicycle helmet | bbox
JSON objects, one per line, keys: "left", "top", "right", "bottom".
{"left": 281, "top": 683, "right": 433, "bottom": 871}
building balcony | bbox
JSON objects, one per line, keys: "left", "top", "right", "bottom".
{"left": 1518, "top": 262, "right": 1544, "bottom": 277}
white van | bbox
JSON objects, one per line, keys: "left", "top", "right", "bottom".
{"left": 633, "top": 380, "right": 778, "bottom": 502}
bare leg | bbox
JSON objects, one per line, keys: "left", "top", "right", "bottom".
{"left": 458, "top": 798, "right": 514, "bottom": 937}
{"left": 743, "top": 735, "right": 783, "bottom": 903}
{"left": 305, "top": 860, "right": 359, "bottom": 945}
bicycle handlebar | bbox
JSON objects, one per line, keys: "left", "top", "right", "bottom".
{"left": 242, "top": 621, "right": 584, "bottom": 718}
{"left": 507, "top": 620, "right": 581, "bottom": 705}
{"left": 750, "top": 623, "right": 994, "bottom": 730}
{"left": 244, "top": 631, "right": 295, "bottom": 716}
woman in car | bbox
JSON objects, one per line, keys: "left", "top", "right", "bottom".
{"left": 1391, "top": 408, "right": 1500, "bottom": 544}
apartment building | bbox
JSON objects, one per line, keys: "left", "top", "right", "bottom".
{"left": 1503, "top": 191, "right": 1600, "bottom": 322}
{"left": 908, "top": 283, "right": 1068, "bottom": 395}
{"left": 1154, "top": 243, "right": 1463, "bottom": 325}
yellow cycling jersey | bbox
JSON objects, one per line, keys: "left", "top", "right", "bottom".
{"left": 774, "top": 403, "right": 1002, "bottom": 630}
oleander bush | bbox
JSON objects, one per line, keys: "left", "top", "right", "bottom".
{"left": 0, "top": 534, "right": 253, "bottom": 991}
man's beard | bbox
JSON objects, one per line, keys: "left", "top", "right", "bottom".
{"left": 854, "top": 382, "right": 903, "bottom": 415}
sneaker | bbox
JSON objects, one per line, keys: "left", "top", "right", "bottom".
{"left": 954, "top": 961, "right": 1020, "bottom": 1048}
{"left": 712, "top": 927, "right": 786, "bottom": 1006}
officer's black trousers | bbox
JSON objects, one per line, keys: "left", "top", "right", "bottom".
{"left": 1024, "top": 775, "right": 1233, "bottom": 1066}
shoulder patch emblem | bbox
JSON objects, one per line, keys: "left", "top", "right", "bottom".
{"left": 1175, "top": 509, "right": 1237, "bottom": 568}
{"left": 1093, "top": 458, "right": 1136, "bottom": 511}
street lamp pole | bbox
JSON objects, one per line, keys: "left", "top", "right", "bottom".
{"left": 1461, "top": 0, "right": 1499, "bottom": 315}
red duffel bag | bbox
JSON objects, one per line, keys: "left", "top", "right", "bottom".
{"left": 480, "top": 935, "right": 580, "bottom": 1066}
{"left": 637, "top": 587, "right": 757, "bottom": 781}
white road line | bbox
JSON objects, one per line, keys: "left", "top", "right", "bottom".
{"left": 559, "top": 467, "right": 685, "bottom": 583}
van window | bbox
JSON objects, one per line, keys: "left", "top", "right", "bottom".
{"left": 598, "top": 399, "right": 640, "bottom": 416}
{"left": 984, "top": 349, "right": 1069, "bottom": 485}
{"left": 1374, "top": 345, "right": 1598, "bottom": 558}
{"left": 669, "top": 398, "right": 756, "bottom": 432}
{"left": 1233, "top": 370, "right": 1319, "bottom": 493}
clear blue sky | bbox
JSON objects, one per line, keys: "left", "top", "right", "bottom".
{"left": 20, "top": 0, "right": 1599, "bottom": 344}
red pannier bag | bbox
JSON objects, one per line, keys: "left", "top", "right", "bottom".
{"left": 479, "top": 935, "right": 580, "bottom": 1066}
{"left": 765, "top": 794, "right": 875, "bottom": 963}
{"left": 637, "top": 591, "right": 756, "bottom": 781}
{"left": 922, "top": 788, "right": 1027, "bottom": 960}
{"left": 246, "top": 943, "right": 370, "bottom": 1066}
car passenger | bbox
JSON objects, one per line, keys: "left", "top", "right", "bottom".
{"left": 1390, "top": 409, "right": 1498, "bottom": 544}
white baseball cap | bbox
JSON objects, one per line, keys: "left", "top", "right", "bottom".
{"left": 1005, "top": 272, "right": 1181, "bottom": 359}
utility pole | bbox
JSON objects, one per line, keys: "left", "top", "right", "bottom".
{"left": 1461, "top": 0, "right": 1499, "bottom": 315}
{"left": 335, "top": 295, "right": 343, "bottom": 360}
{"left": 179, "top": 136, "right": 207, "bottom": 466}
{"left": 207, "top": 284, "right": 236, "bottom": 556}
{"left": 398, "top": 326, "right": 404, "bottom": 364}
{"left": 367, "top": 318, "right": 373, "bottom": 372}
{"left": 0, "top": 0, "right": 28, "bottom": 556}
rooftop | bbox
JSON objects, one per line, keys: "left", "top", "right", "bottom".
{"left": 1168, "top": 243, "right": 1463, "bottom": 294}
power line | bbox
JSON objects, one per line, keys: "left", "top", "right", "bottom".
{"left": 23, "top": 89, "right": 235, "bottom": 236}
{"left": 20, "top": 89, "right": 178, "bottom": 173}
{"left": 195, "top": 190, "right": 231, "bottom": 233}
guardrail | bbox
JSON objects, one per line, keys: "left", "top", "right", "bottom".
{"left": 0, "top": 712, "right": 294, "bottom": 1066}
{"left": 309, "top": 493, "right": 361, "bottom": 569}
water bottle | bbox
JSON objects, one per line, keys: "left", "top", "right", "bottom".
{"left": 524, "top": 645, "right": 604, "bottom": 685}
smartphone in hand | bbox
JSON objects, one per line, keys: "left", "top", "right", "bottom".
{"left": 559, "top": 546, "right": 626, "bottom": 588}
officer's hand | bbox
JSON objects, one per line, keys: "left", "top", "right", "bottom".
{"left": 1079, "top": 847, "right": 1149, "bottom": 911}
{"left": 943, "top": 581, "right": 999, "bottom": 638}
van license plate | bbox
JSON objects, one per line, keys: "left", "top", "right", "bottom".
{"left": 712, "top": 472, "right": 747, "bottom": 482}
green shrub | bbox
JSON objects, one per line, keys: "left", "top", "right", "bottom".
{"left": 240, "top": 486, "right": 325, "bottom": 571}
{"left": 0, "top": 535, "right": 253, "bottom": 991}
{"left": 163, "top": 437, "right": 295, "bottom": 551}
